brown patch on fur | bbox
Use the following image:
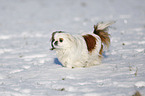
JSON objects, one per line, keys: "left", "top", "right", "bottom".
{"left": 83, "top": 34, "right": 96, "bottom": 52}
{"left": 99, "top": 44, "right": 103, "bottom": 55}
{"left": 98, "top": 44, "right": 103, "bottom": 60}
{"left": 93, "top": 25, "right": 110, "bottom": 48}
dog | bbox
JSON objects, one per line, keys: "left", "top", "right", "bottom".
{"left": 50, "top": 21, "right": 115, "bottom": 68}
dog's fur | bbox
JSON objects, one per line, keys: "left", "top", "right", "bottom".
{"left": 51, "top": 21, "right": 115, "bottom": 68}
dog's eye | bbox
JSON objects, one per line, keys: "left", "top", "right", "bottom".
{"left": 59, "top": 38, "right": 63, "bottom": 42}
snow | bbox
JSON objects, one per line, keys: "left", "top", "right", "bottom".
{"left": 135, "top": 81, "right": 145, "bottom": 88}
{"left": 0, "top": 0, "right": 145, "bottom": 96}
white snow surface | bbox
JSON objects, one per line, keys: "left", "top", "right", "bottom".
{"left": 0, "top": 0, "right": 145, "bottom": 96}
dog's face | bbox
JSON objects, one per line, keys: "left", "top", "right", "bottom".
{"left": 51, "top": 31, "right": 74, "bottom": 50}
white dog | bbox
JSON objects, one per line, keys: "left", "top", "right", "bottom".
{"left": 51, "top": 21, "right": 115, "bottom": 68}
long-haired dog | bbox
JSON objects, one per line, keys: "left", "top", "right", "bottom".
{"left": 51, "top": 21, "right": 115, "bottom": 68}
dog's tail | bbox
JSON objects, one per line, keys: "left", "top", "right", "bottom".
{"left": 93, "top": 21, "right": 115, "bottom": 49}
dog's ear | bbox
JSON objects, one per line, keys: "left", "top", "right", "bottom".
{"left": 50, "top": 32, "right": 56, "bottom": 50}
{"left": 51, "top": 32, "right": 56, "bottom": 42}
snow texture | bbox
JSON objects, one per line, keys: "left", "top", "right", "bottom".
{"left": 0, "top": 0, "right": 145, "bottom": 96}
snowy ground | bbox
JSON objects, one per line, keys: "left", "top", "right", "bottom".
{"left": 0, "top": 0, "right": 145, "bottom": 96}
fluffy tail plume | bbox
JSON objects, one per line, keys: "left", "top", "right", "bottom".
{"left": 93, "top": 21, "right": 115, "bottom": 48}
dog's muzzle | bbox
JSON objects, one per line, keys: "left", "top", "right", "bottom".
{"left": 54, "top": 41, "right": 58, "bottom": 46}
{"left": 50, "top": 40, "right": 58, "bottom": 50}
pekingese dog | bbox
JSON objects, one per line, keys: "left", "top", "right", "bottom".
{"left": 50, "top": 21, "right": 115, "bottom": 68}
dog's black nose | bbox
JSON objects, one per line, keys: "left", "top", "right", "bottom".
{"left": 54, "top": 41, "right": 58, "bottom": 46}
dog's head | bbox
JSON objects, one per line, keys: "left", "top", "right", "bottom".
{"left": 50, "top": 31, "right": 74, "bottom": 50}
